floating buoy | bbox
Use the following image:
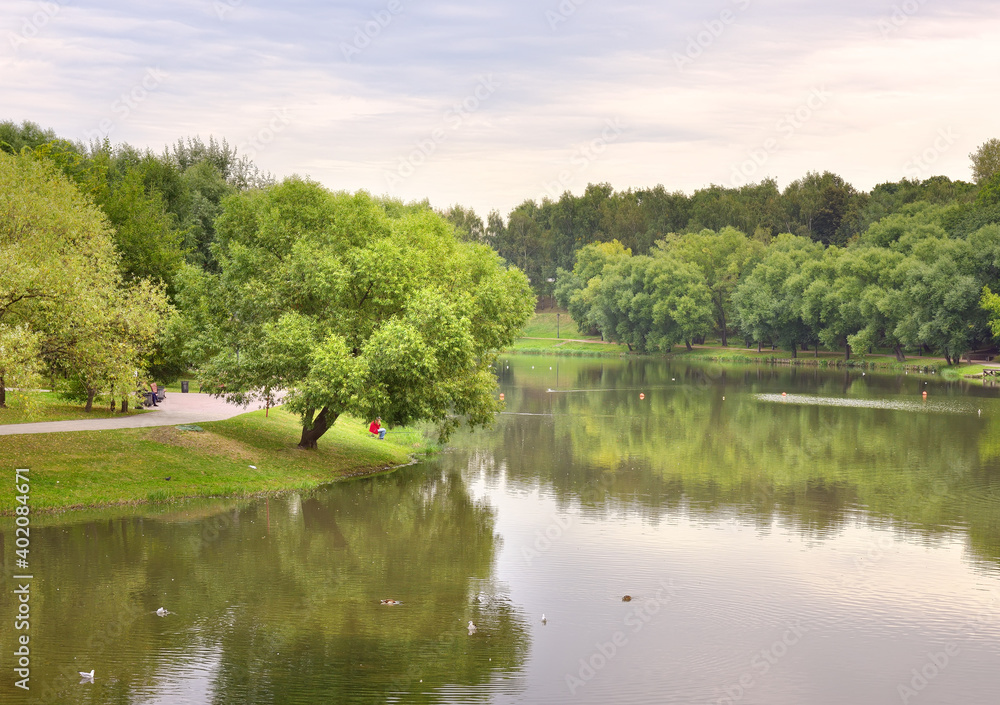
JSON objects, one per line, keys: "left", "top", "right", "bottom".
{"left": 781, "top": 392, "right": 787, "bottom": 397}
{"left": 499, "top": 393, "right": 505, "bottom": 401}
{"left": 639, "top": 393, "right": 645, "bottom": 400}
{"left": 922, "top": 391, "right": 927, "bottom": 398}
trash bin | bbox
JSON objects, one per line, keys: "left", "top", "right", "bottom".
{"left": 181, "top": 380, "right": 189, "bottom": 393}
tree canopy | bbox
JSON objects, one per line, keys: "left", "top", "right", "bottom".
{"left": 179, "top": 178, "right": 535, "bottom": 448}
{"left": 0, "top": 150, "right": 170, "bottom": 409}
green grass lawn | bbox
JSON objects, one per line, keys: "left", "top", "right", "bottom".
{"left": 0, "top": 407, "right": 428, "bottom": 513}
{"left": 520, "top": 312, "right": 587, "bottom": 339}
{"left": 513, "top": 311, "right": 628, "bottom": 355}
{"left": 0, "top": 391, "right": 151, "bottom": 424}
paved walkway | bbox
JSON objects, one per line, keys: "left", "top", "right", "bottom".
{"left": 0, "top": 392, "right": 275, "bottom": 436}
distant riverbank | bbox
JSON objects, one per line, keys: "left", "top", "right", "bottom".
{"left": 509, "top": 312, "right": 983, "bottom": 377}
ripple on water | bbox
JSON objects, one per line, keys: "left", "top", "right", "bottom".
{"left": 755, "top": 393, "right": 973, "bottom": 414}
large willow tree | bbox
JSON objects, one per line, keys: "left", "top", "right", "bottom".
{"left": 179, "top": 178, "right": 535, "bottom": 449}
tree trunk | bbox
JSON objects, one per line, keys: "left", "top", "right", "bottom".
{"left": 845, "top": 342, "right": 851, "bottom": 361}
{"left": 720, "top": 310, "right": 728, "bottom": 347}
{"left": 685, "top": 339, "right": 693, "bottom": 351}
{"left": 85, "top": 388, "right": 95, "bottom": 412}
{"left": 814, "top": 341, "right": 819, "bottom": 357}
{"left": 757, "top": 340, "right": 762, "bottom": 353}
{"left": 944, "top": 350, "right": 953, "bottom": 365}
{"left": 111, "top": 398, "right": 116, "bottom": 411}
{"left": 0, "top": 374, "right": 6, "bottom": 408}
{"left": 121, "top": 399, "right": 128, "bottom": 412}
{"left": 790, "top": 341, "right": 797, "bottom": 358}
{"left": 297, "top": 406, "right": 338, "bottom": 449}
{"left": 894, "top": 345, "right": 906, "bottom": 362}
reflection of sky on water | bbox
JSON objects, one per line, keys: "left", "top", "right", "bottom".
{"left": 466, "top": 455, "right": 1000, "bottom": 705}
{"left": 756, "top": 393, "right": 974, "bottom": 414}
{"left": 133, "top": 643, "right": 220, "bottom": 705}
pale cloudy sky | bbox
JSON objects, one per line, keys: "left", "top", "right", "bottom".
{"left": 3, "top": 0, "right": 998, "bottom": 218}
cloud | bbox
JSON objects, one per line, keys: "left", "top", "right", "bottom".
{"left": 2, "top": 0, "right": 998, "bottom": 217}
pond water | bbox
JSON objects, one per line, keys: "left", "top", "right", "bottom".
{"left": 5, "top": 356, "right": 1000, "bottom": 704}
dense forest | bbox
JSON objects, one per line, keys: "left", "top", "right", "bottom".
{"left": 4, "top": 118, "right": 1000, "bottom": 388}
{"left": 0, "top": 119, "right": 534, "bottom": 447}
{"left": 453, "top": 138, "right": 1000, "bottom": 362}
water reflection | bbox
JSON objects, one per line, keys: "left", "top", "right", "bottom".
{"left": 1, "top": 470, "right": 528, "bottom": 704}
{"left": 476, "top": 357, "right": 1000, "bottom": 567}
{"left": 6, "top": 356, "right": 1000, "bottom": 705}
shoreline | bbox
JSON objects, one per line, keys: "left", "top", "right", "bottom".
{"left": 504, "top": 343, "right": 978, "bottom": 378}
{"left": 0, "top": 406, "right": 431, "bottom": 515}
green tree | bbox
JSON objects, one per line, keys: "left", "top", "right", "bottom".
{"left": 440, "top": 204, "right": 485, "bottom": 242}
{"left": 0, "top": 150, "right": 170, "bottom": 411}
{"left": 660, "top": 227, "right": 766, "bottom": 345}
{"left": 0, "top": 119, "right": 58, "bottom": 154}
{"left": 181, "top": 179, "right": 535, "bottom": 449}
{"left": 970, "top": 138, "right": 1000, "bottom": 184}
{"left": 589, "top": 251, "right": 713, "bottom": 352}
{"left": 732, "top": 234, "right": 824, "bottom": 356}
{"left": 554, "top": 240, "right": 631, "bottom": 336}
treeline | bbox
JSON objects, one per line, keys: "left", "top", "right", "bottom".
{"left": 554, "top": 196, "right": 1000, "bottom": 362}
{"left": 0, "top": 119, "right": 274, "bottom": 408}
{"left": 1, "top": 120, "right": 534, "bottom": 447}
{"left": 450, "top": 147, "right": 1000, "bottom": 298}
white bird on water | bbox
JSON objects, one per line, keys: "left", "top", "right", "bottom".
{"left": 468, "top": 621, "right": 477, "bottom": 635}
{"left": 156, "top": 607, "right": 169, "bottom": 616}
{"left": 79, "top": 670, "right": 94, "bottom": 681}
{"left": 541, "top": 614, "right": 547, "bottom": 624}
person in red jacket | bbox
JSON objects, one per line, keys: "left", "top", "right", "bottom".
{"left": 369, "top": 417, "right": 386, "bottom": 439}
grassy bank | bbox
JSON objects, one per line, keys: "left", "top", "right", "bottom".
{"left": 509, "top": 312, "right": 967, "bottom": 374}
{"left": 668, "top": 344, "right": 952, "bottom": 373}
{"left": 513, "top": 311, "right": 629, "bottom": 355}
{"left": 0, "top": 406, "right": 428, "bottom": 514}
{"left": 0, "top": 390, "right": 151, "bottom": 424}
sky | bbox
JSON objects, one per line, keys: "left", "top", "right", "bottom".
{"left": 3, "top": 0, "right": 999, "bottom": 218}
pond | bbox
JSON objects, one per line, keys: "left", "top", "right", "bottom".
{"left": 5, "top": 356, "right": 1000, "bottom": 704}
